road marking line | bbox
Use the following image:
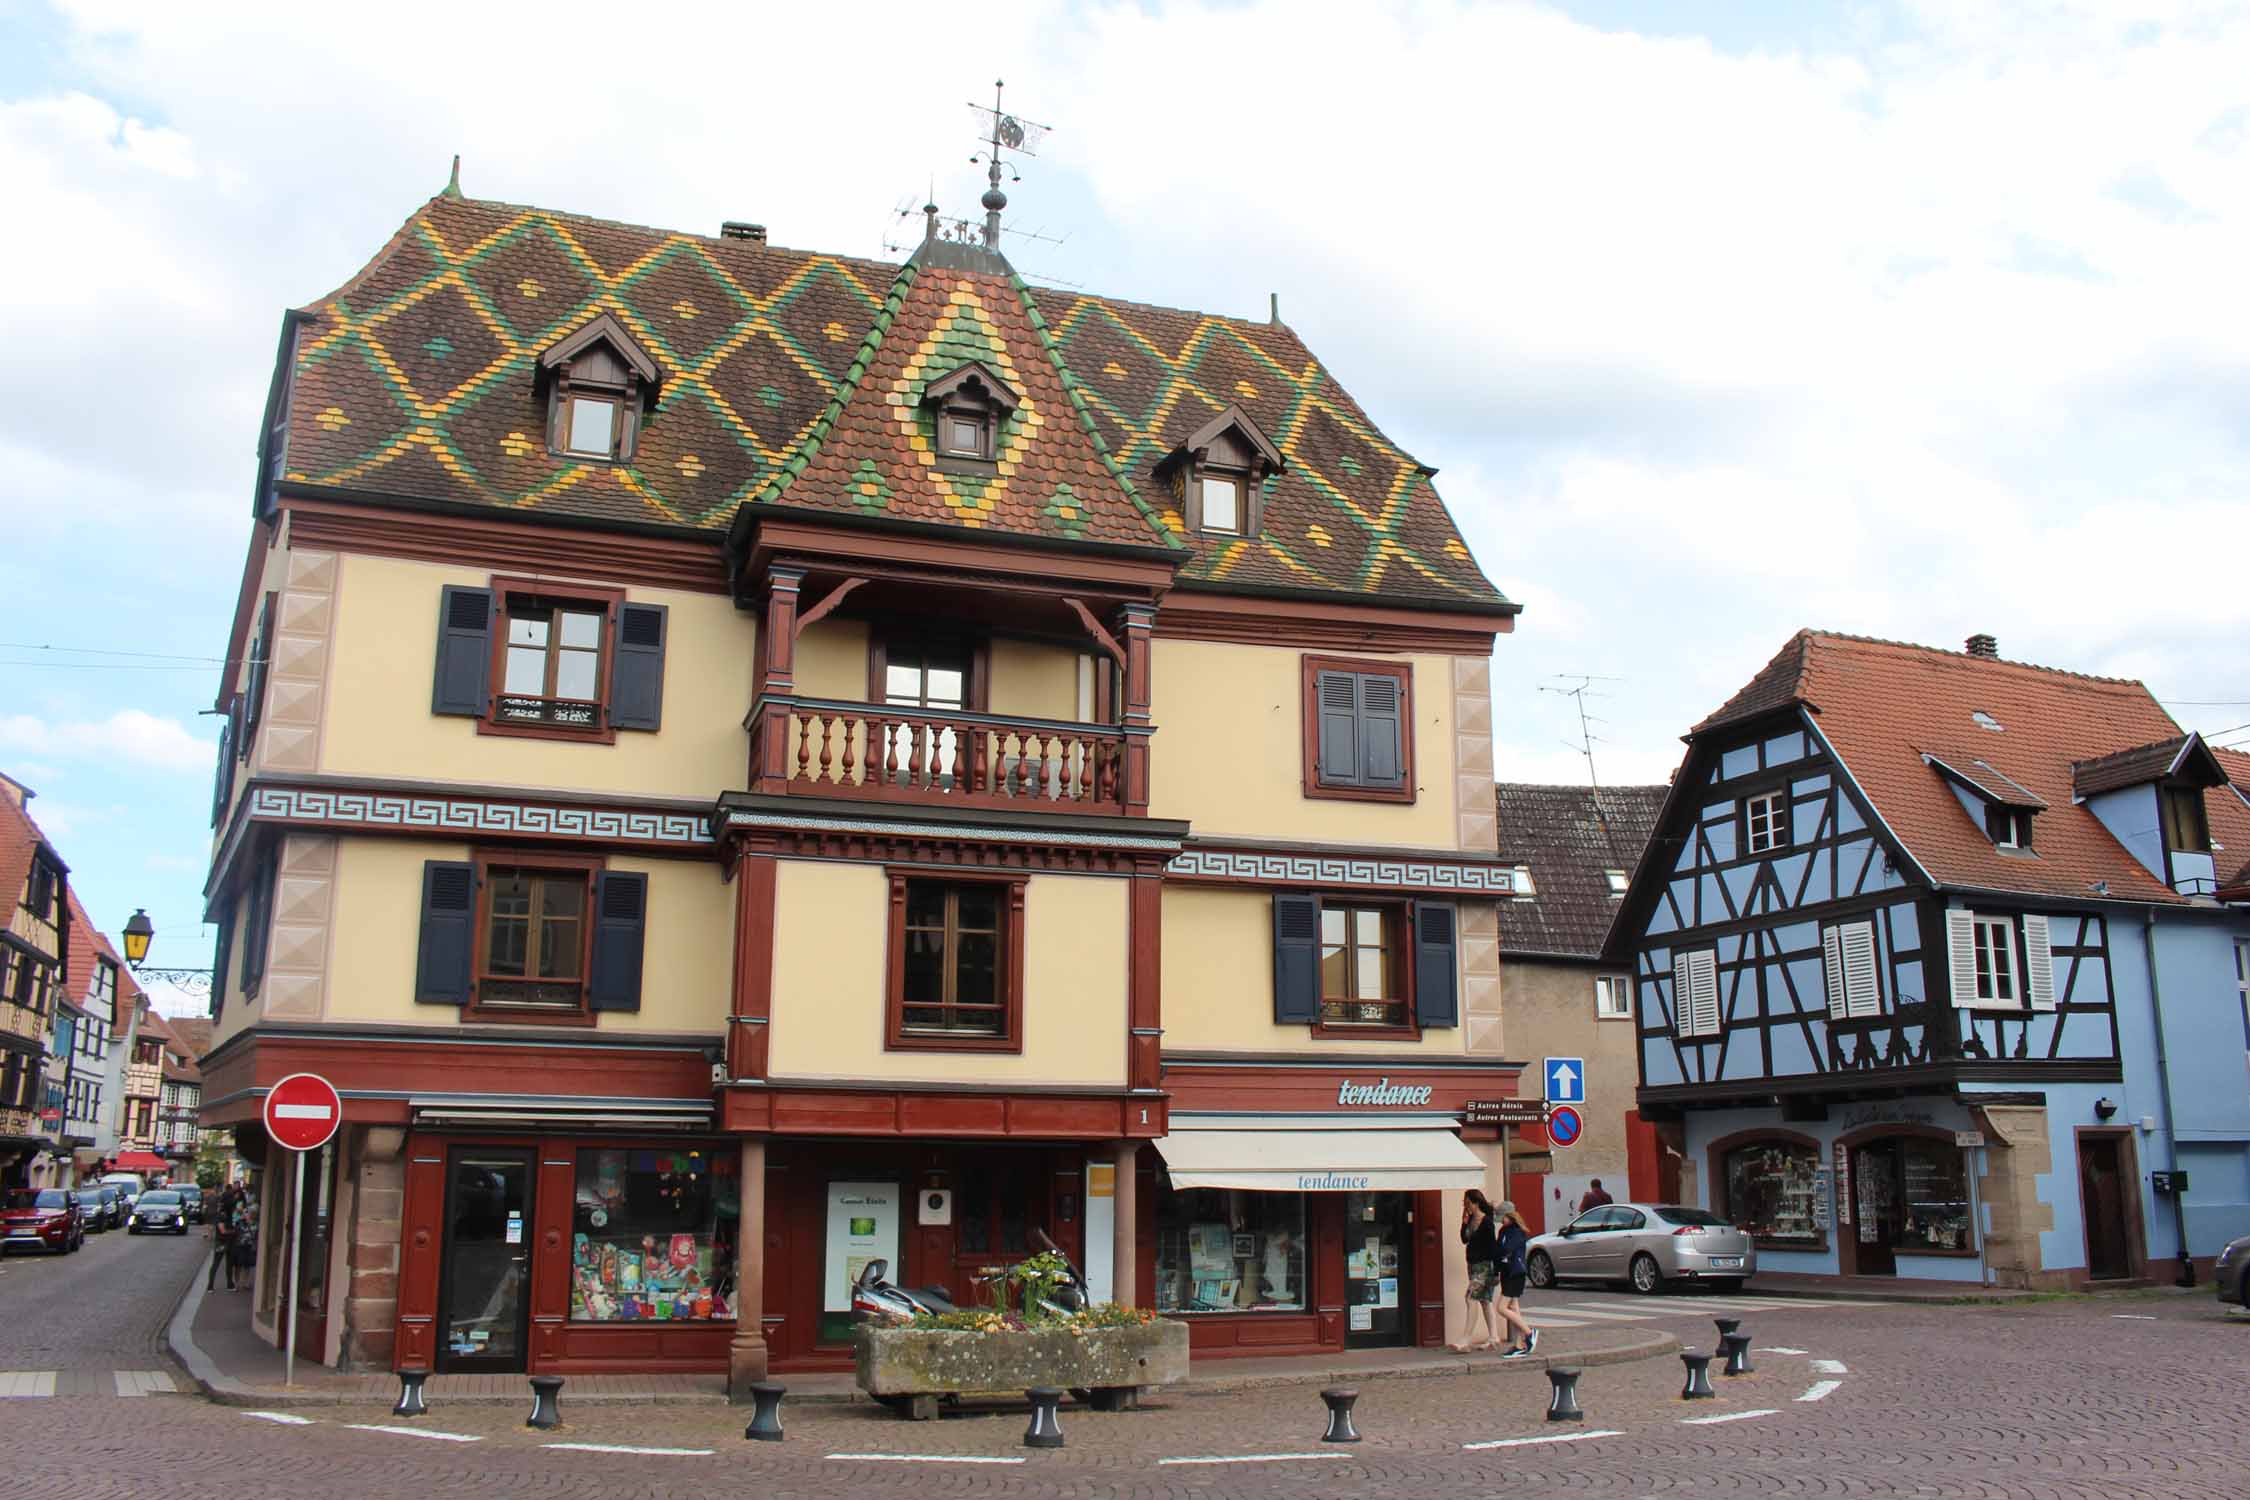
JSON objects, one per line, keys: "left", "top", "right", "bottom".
{"left": 115, "top": 1369, "right": 177, "bottom": 1396}
{"left": 1757, "top": 1347, "right": 1809, "bottom": 1355}
{"left": 827, "top": 1453, "right": 1028, "bottom": 1464}
{"left": 1549, "top": 1306, "right": 1659, "bottom": 1321}
{"left": 1159, "top": 1453, "right": 1345, "bottom": 1466}
{"left": 2109, "top": 1314, "right": 2156, "bottom": 1320}
{"left": 346, "top": 1423, "right": 484, "bottom": 1443}
{"left": 1527, "top": 1317, "right": 1591, "bottom": 1328}
{"left": 545, "top": 1443, "right": 713, "bottom": 1456}
{"left": 0, "top": 1371, "right": 56, "bottom": 1398}
{"left": 1463, "top": 1429, "right": 1624, "bottom": 1450}
{"left": 242, "top": 1411, "right": 317, "bottom": 1425}
{"left": 1680, "top": 1408, "right": 1780, "bottom": 1425}
{"left": 1810, "top": 1359, "right": 1848, "bottom": 1374}
{"left": 1797, "top": 1380, "right": 1843, "bottom": 1402}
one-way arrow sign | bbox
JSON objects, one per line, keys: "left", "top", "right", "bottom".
{"left": 1545, "top": 1057, "right": 1585, "bottom": 1104}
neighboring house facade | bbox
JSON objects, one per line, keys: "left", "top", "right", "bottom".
{"left": 198, "top": 183, "right": 1522, "bottom": 1380}
{"left": 1, "top": 773, "right": 70, "bottom": 1191}
{"left": 118, "top": 1001, "right": 167, "bottom": 1157}
{"left": 1494, "top": 783, "right": 1667, "bottom": 1232}
{"left": 1614, "top": 632, "right": 2250, "bottom": 1290}
{"left": 54, "top": 890, "right": 130, "bottom": 1183}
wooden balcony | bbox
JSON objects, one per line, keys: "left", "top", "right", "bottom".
{"left": 747, "top": 697, "right": 1133, "bottom": 815}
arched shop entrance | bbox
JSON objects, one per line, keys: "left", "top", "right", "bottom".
{"left": 1835, "top": 1124, "right": 1977, "bottom": 1277}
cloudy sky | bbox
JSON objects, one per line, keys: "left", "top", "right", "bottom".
{"left": 4, "top": 0, "right": 2248, "bottom": 1001}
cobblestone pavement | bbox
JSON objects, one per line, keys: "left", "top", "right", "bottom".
{"left": 3, "top": 1272, "right": 2244, "bottom": 1496}
{"left": 0, "top": 1215, "right": 203, "bottom": 1394}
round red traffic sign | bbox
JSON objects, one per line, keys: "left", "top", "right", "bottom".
{"left": 1546, "top": 1104, "right": 1584, "bottom": 1148}
{"left": 262, "top": 1072, "right": 343, "bottom": 1153}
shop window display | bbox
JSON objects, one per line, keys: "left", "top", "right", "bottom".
{"left": 1891, "top": 1139, "right": 1972, "bottom": 1253}
{"left": 1722, "top": 1141, "right": 1824, "bottom": 1247}
{"left": 1153, "top": 1184, "right": 1306, "bottom": 1312}
{"left": 571, "top": 1148, "right": 737, "bottom": 1323}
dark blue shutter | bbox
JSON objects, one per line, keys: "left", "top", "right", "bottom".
{"left": 431, "top": 586, "right": 493, "bottom": 717}
{"left": 209, "top": 711, "right": 235, "bottom": 828}
{"left": 609, "top": 603, "right": 668, "bottom": 732}
{"left": 209, "top": 902, "right": 235, "bottom": 1021}
{"left": 589, "top": 871, "right": 648, "bottom": 1012}
{"left": 1358, "top": 672, "right": 1405, "bottom": 787}
{"left": 1316, "top": 671, "right": 1360, "bottom": 785}
{"left": 415, "top": 861, "right": 476, "bottom": 1006}
{"left": 1272, "top": 893, "right": 1321, "bottom": 1025}
{"left": 243, "top": 591, "right": 274, "bottom": 746}
{"left": 1414, "top": 901, "right": 1458, "bottom": 1028}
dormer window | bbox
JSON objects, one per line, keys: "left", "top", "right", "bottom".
{"left": 1159, "top": 404, "right": 1285, "bottom": 540}
{"left": 537, "top": 313, "right": 660, "bottom": 464}
{"left": 921, "top": 361, "right": 1019, "bottom": 469}
{"left": 2162, "top": 784, "right": 2211, "bottom": 853}
{"left": 1986, "top": 806, "right": 2033, "bottom": 850}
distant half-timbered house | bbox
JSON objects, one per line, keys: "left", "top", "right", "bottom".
{"left": 1612, "top": 632, "right": 2250, "bottom": 1290}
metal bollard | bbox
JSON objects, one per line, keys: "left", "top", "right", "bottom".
{"left": 1023, "top": 1387, "right": 1066, "bottom": 1450}
{"left": 1544, "top": 1366, "right": 1584, "bottom": 1423}
{"left": 1680, "top": 1349, "right": 1716, "bottom": 1401}
{"left": 391, "top": 1367, "right": 429, "bottom": 1419}
{"left": 743, "top": 1381, "right": 786, "bottom": 1442}
{"left": 526, "top": 1374, "right": 564, "bottom": 1431}
{"left": 1320, "top": 1386, "right": 1362, "bottom": 1443}
{"left": 1712, "top": 1316, "right": 1740, "bottom": 1343}
{"left": 1721, "top": 1332, "right": 1755, "bottom": 1377}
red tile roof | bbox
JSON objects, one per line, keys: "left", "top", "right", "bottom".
{"left": 1496, "top": 783, "right": 1668, "bottom": 957}
{"left": 1696, "top": 631, "right": 2242, "bottom": 906}
{"left": 58, "top": 890, "right": 140, "bottom": 1031}
{"left": 0, "top": 776, "right": 57, "bottom": 918}
{"left": 2214, "top": 747, "right": 2250, "bottom": 893}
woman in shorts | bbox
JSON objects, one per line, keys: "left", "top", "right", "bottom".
{"left": 1453, "top": 1189, "right": 1503, "bottom": 1351}
{"left": 1494, "top": 1201, "right": 1539, "bottom": 1357}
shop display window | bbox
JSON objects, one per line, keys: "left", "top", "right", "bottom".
{"left": 571, "top": 1148, "right": 738, "bottom": 1323}
{"left": 1153, "top": 1184, "right": 1306, "bottom": 1313}
{"left": 1722, "top": 1140, "right": 1824, "bottom": 1247}
{"left": 1892, "top": 1139, "right": 1972, "bottom": 1253}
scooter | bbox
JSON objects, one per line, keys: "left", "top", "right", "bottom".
{"left": 851, "top": 1257, "right": 957, "bottom": 1326}
{"left": 1027, "top": 1227, "right": 1090, "bottom": 1316}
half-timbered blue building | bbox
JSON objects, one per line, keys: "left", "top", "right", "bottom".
{"left": 1612, "top": 631, "right": 2250, "bottom": 1289}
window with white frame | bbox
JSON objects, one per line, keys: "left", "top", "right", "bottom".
{"left": 2236, "top": 939, "right": 2248, "bottom": 1051}
{"left": 1973, "top": 916, "right": 2016, "bottom": 1002}
{"left": 1595, "top": 974, "right": 1633, "bottom": 1019}
{"left": 1743, "top": 791, "right": 1789, "bottom": 854}
{"left": 1674, "top": 949, "right": 1721, "bottom": 1038}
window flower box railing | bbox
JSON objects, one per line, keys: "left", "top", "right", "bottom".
{"left": 748, "top": 696, "right": 1130, "bottom": 813}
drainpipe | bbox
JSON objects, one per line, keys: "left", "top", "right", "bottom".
{"left": 2140, "top": 909, "right": 2194, "bottom": 1287}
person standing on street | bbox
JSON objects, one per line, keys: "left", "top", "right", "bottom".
{"left": 1452, "top": 1189, "right": 1504, "bottom": 1351}
{"left": 206, "top": 1195, "right": 237, "bottom": 1291}
{"left": 1578, "top": 1179, "right": 1614, "bottom": 1215}
{"left": 1494, "top": 1201, "right": 1539, "bottom": 1358}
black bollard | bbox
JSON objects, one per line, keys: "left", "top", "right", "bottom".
{"left": 1680, "top": 1349, "right": 1716, "bottom": 1401}
{"left": 743, "top": 1382, "right": 786, "bottom": 1442}
{"left": 1023, "top": 1387, "right": 1065, "bottom": 1450}
{"left": 1320, "top": 1386, "right": 1362, "bottom": 1444}
{"left": 1713, "top": 1316, "right": 1740, "bottom": 1344}
{"left": 391, "top": 1366, "right": 429, "bottom": 1419}
{"left": 526, "top": 1374, "right": 564, "bottom": 1431}
{"left": 1544, "top": 1366, "right": 1584, "bottom": 1423}
{"left": 1721, "top": 1332, "right": 1756, "bottom": 1377}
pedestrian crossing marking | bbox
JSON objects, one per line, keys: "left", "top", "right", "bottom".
{"left": 1549, "top": 1305, "right": 1660, "bottom": 1322}
{"left": 114, "top": 1369, "right": 176, "bottom": 1397}
{"left": 0, "top": 1371, "right": 56, "bottom": 1398}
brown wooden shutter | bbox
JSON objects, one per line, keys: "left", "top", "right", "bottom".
{"left": 588, "top": 871, "right": 647, "bottom": 1012}
{"left": 1272, "top": 893, "right": 1320, "bottom": 1025}
{"left": 431, "top": 586, "right": 493, "bottom": 718}
{"left": 609, "top": 603, "right": 668, "bottom": 732}
{"left": 414, "top": 861, "right": 476, "bottom": 1006}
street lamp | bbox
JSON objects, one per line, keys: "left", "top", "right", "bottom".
{"left": 119, "top": 907, "right": 214, "bottom": 996}
{"left": 122, "top": 908, "right": 154, "bottom": 966}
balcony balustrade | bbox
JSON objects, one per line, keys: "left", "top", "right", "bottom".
{"left": 748, "top": 697, "right": 1130, "bottom": 814}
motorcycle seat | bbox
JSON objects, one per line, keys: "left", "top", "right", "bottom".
{"left": 914, "top": 1288, "right": 957, "bottom": 1310}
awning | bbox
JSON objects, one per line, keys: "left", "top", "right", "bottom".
{"left": 1153, "top": 1126, "right": 1486, "bottom": 1193}
{"left": 110, "top": 1151, "right": 171, "bottom": 1172}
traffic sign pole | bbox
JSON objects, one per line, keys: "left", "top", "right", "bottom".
{"left": 287, "top": 1151, "right": 303, "bottom": 1388}
{"left": 261, "top": 1074, "right": 342, "bottom": 1390}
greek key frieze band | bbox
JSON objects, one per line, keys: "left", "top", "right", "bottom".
{"left": 1167, "top": 846, "right": 1523, "bottom": 895}
{"left": 246, "top": 784, "right": 713, "bottom": 846}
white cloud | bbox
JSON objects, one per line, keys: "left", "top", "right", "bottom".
{"left": 0, "top": 710, "right": 214, "bottom": 773}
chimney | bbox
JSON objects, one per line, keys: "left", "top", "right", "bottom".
{"left": 720, "top": 221, "right": 767, "bottom": 245}
{"left": 1964, "top": 633, "right": 1998, "bottom": 660}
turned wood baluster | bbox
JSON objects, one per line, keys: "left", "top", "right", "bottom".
{"left": 1034, "top": 733, "right": 1054, "bottom": 801}
{"left": 841, "top": 714, "right": 858, "bottom": 787}
{"left": 817, "top": 714, "right": 834, "bottom": 783}
{"left": 908, "top": 719, "right": 927, "bottom": 789}
{"left": 969, "top": 725, "right": 987, "bottom": 794}
{"left": 882, "top": 718, "right": 899, "bottom": 784}
{"left": 793, "top": 712, "right": 812, "bottom": 783}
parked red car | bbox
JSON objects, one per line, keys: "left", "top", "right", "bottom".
{"left": 1, "top": 1187, "right": 86, "bottom": 1255}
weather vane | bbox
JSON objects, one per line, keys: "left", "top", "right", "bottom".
{"left": 968, "top": 79, "right": 1050, "bottom": 251}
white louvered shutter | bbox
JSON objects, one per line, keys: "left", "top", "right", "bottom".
{"left": 1822, "top": 927, "right": 1849, "bottom": 1021}
{"left": 1946, "top": 908, "right": 1979, "bottom": 1008}
{"left": 2023, "top": 914, "right": 2056, "bottom": 1011}
{"left": 1842, "top": 921, "right": 1882, "bottom": 1018}
{"left": 1675, "top": 950, "right": 1721, "bottom": 1038}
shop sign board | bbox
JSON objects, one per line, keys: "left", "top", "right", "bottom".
{"left": 1545, "top": 1105, "right": 1584, "bottom": 1148}
{"left": 1543, "top": 1058, "right": 1585, "bottom": 1104}
{"left": 1336, "top": 1078, "right": 1434, "bottom": 1107}
{"left": 262, "top": 1072, "right": 342, "bottom": 1153}
{"left": 1812, "top": 1169, "right": 1833, "bottom": 1229}
{"left": 1953, "top": 1130, "right": 1985, "bottom": 1148}
{"left": 1463, "top": 1098, "right": 1546, "bottom": 1127}
{"left": 823, "top": 1181, "right": 901, "bottom": 1314}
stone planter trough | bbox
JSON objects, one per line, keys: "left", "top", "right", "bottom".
{"left": 855, "top": 1320, "right": 1190, "bottom": 1420}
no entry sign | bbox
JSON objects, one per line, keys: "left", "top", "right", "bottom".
{"left": 262, "top": 1072, "right": 342, "bottom": 1153}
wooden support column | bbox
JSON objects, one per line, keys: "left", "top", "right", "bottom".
{"left": 1118, "top": 603, "right": 1155, "bottom": 815}
{"left": 728, "top": 853, "right": 777, "bottom": 1081}
{"left": 750, "top": 566, "right": 804, "bottom": 793}
{"left": 727, "top": 1136, "right": 769, "bottom": 1399}
{"left": 1127, "top": 867, "right": 1162, "bottom": 1094}
{"left": 1111, "top": 1140, "right": 1139, "bottom": 1309}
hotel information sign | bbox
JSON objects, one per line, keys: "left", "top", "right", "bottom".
{"left": 1463, "top": 1098, "right": 1547, "bottom": 1127}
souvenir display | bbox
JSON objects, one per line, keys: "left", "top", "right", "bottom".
{"left": 569, "top": 1148, "right": 736, "bottom": 1322}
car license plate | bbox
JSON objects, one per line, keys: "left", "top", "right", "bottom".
{"left": 1709, "top": 1256, "right": 1743, "bottom": 1269}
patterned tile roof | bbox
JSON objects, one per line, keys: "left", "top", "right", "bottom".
{"left": 1495, "top": 783, "right": 1668, "bottom": 958}
{"left": 277, "top": 193, "right": 1508, "bottom": 608}
{"left": 1688, "top": 631, "right": 2248, "bottom": 906}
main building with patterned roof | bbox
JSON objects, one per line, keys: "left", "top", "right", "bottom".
{"left": 200, "top": 175, "right": 1529, "bottom": 1385}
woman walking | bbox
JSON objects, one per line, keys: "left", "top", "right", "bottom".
{"left": 1494, "top": 1200, "right": 1539, "bottom": 1358}
{"left": 1452, "top": 1189, "right": 1503, "bottom": 1351}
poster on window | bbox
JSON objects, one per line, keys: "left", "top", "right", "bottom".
{"left": 823, "top": 1182, "right": 900, "bottom": 1313}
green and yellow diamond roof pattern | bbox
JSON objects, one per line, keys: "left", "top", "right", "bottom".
{"left": 281, "top": 193, "right": 1505, "bottom": 606}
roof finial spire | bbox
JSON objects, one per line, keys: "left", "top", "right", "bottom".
{"left": 981, "top": 79, "right": 1009, "bottom": 250}
{"left": 923, "top": 178, "right": 940, "bottom": 246}
{"left": 444, "top": 153, "right": 462, "bottom": 199}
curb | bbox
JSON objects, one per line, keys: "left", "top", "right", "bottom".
{"left": 1175, "top": 1330, "right": 1681, "bottom": 1397}
{"left": 1735, "top": 1284, "right": 2033, "bottom": 1307}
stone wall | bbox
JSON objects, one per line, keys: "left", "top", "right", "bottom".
{"left": 1974, "top": 1104, "right": 2066, "bottom": 1291}
{"left": 343, "top": 1126, "right": 405, "bottom": 1368}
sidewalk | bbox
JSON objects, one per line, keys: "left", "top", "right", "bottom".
{"left": 1745, "top": 1271, "right": 2148, "bottom": 1304}
{"left": 170, "top": 1272, "right": 1677, "bottom": 1408}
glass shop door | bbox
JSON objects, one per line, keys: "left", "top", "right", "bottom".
{"left": 1342, "top": 1191, "right": 1412, "bottom": 1348}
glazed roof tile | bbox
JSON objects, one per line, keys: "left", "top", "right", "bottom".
{"left": 1691, "top": 631, "right": 2248, "bottom": 906}
{"left": 1496, "top": 783, "right": 1668, "bottom": 958}
{"left": 277, "top": 193, "right": 1507, "bottom": 608}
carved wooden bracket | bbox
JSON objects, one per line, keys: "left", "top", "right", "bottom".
{"left": 793, "top": 576, "right": 867, "bottom": 639}
{"left": 1062, "top": 596, "right": 1126, "bottom": 668}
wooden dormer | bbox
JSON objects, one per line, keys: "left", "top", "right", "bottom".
{"left": 536, "top": 313, "right": 661, "bottom": 463}
{"left": 1156, "top": 405, "right": 1286, "bottom": 539}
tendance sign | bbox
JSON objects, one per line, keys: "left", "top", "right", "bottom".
{"left": 1336, "top": 1077, "right": 1435, "bottom": 1107}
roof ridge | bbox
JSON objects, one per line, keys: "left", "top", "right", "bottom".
{"left": 447, "top": 193, "right": 897, "bottom": 276}
{"left": 1804, "top": 629, "right": 2154, "bottom": 692}
{"left": 744, "top": 260, "right": 919, "bottom": 510}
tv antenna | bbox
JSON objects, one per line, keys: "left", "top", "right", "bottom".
{"left": 1538, "top": 673, "right": 1633, "bottom": 866}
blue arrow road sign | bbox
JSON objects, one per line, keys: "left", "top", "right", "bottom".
{"left": 1545, "top": 1057, "right": 1585, "bottom": 1104}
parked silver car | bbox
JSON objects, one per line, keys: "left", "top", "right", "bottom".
{"left": 1524, "top": 1203, "right": 1757, "bottom": 1294}
{"left": 2216, "top": 1234, "right": 2249, "bottom": 1310}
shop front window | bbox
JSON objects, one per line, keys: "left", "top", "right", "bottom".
{"left": 1892, "top": 1138, "right": 1972, "bottom": 1253}
{"left": 1722, "top": 1140, "right": 1824, "bottom": 1247}
{"left": 1153, "top": 1184, "right": 1307, "bottom": 1313}
{"left": 571, "top": 1148, "right": 738, "bottom": 1323}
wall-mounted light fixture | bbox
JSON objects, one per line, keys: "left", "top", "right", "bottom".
{"left": 2094, "top": 1097, "right": 2117, "bottom": 1120}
